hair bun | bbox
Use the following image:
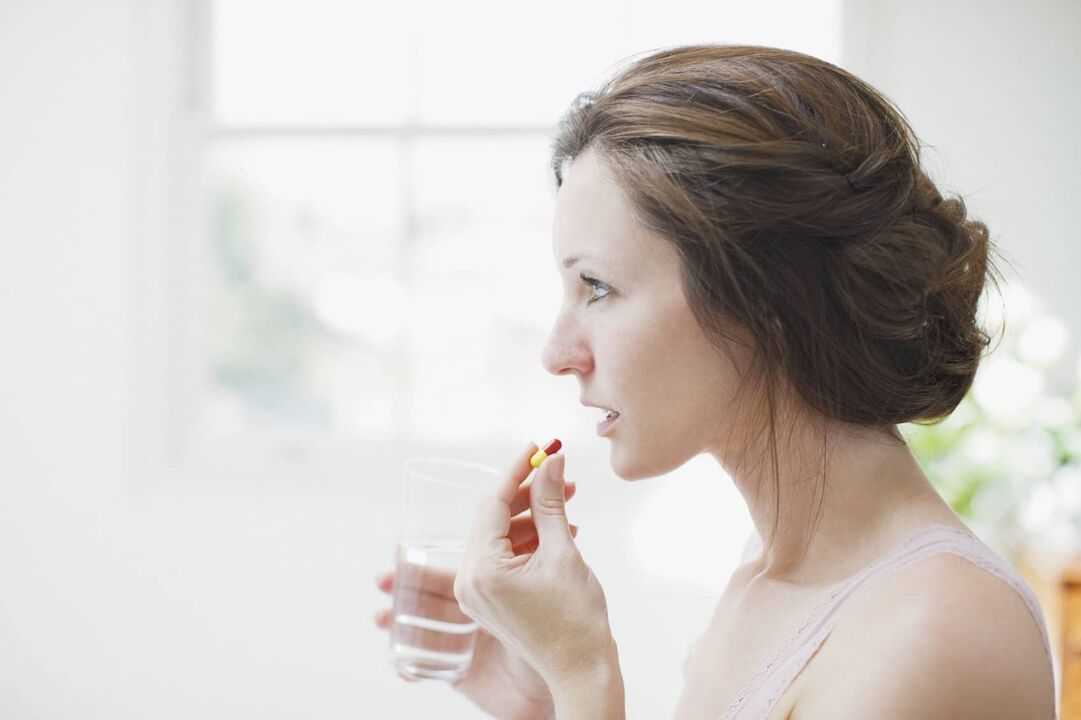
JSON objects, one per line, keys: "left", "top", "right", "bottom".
{"left": 550, "top": 42, "right": 1007, "bottom": 431}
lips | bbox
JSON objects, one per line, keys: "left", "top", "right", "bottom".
{"left": 581, "top": 400, "right": 620, "bottom": 422}
{"left": 597, "top": 410, "right": 620, "bottom": 436}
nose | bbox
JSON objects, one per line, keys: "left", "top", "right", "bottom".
{"left": 540, "top": 312, "right": 593, "bottom": 377}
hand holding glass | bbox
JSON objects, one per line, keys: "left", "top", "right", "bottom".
{"left": 373, "top": 448, "right": 581, "bottom": 714}
{"left": 385, "top": 458, "right": 498, "bottom": 682}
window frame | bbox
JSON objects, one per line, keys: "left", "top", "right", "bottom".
{"left": 128, "top": 0, "right": 573, "bottom": 495}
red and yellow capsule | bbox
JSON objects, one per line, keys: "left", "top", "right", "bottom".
{"left": 529, "top": 438, "right": 562, "bottom": 469}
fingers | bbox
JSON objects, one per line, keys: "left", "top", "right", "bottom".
{"left": 509, "top": 479, "right": 576, "bottom": 517}
{"left": 376, "top": 473, "right": 581, "bottom": 584}
{"left": 375, "top": 520, "right": 586, "bottom": 591}
{"left": 471, "top": 442, "right": 541, "bottom": 552}
{"left": 511, "top": 526, "right": 579, "bottom": 555}
{"left": 528, "top": 453, "right": 571, "bottom": 548}
{"left": 498, "top": 441, "right": 543, "bottom": 505}
{"left": 374, "top": 566, "right": 454, "bottom": 598}
{"left": 508, "top": 514, "right": 580, "bottom": 549}
{"left": 373, "top": 608, "right": 420, "bottom": 683}
{"left": 473, "top": 444, "right": 577, "bottom": 556}
{"left": 510, "top": 521, "right": 579, "bottom": 555}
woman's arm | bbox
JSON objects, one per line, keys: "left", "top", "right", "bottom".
{"left": 549, "top": 638, "right": 625, "bottom": 720}
{"left": 792, "top": 557, "right": 1055, "bottom": 719}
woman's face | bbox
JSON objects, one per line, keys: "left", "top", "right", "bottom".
{"left": 541, "top": 147, "right": 753, "bottom": 479}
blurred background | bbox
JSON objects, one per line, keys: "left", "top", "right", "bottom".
{"left": 1, "top": 0, "right": 1079, "bottom": 717}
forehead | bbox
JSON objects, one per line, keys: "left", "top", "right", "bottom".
{"left": 551, "top": 148, "right": 663, "bottom": 276}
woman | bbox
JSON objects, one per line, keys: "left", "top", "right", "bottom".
{"left": 375, "top": 44, "right": 1057, "bottom": 719}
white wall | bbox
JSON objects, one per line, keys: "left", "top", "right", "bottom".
{"left": 1, "top": 1, "right": 1077, "bottom": 718}
{"left": 0, "top": 3, "right": 736, "bottom": 717}
{"left": 843, "top": 0, "right": 1081, "bottom": 394}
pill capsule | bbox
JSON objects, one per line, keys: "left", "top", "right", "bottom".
{"left": 529, "top": 438, "right": 562, "bottom": 468}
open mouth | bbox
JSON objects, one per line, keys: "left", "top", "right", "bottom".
{"left": 597, "top": 410, "right": 620, "bottom": 434}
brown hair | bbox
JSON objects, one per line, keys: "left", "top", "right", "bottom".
{"left": 548, "top": 44, "right": 1008, "bottom": 554}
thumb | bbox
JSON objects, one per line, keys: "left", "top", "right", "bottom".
{"left": 530, "top": 453, "right": 573, "bottom": 549}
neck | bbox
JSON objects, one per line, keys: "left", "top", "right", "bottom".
{"left": 712, "top": 414, "right": 949, "bottom": 584}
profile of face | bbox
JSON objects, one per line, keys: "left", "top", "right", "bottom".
{"left": 541, "top": 147, "right": 754, "bottom": 480}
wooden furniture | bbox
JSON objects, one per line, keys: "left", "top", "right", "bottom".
{"left": 1017, "top": 549, "right": 1081, "bottom": 719}
{"left": 1062, "top": 564, "right": 1081, "bottom": 719}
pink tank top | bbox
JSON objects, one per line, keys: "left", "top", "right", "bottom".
{"left": 689, "top": 523, "right": 1058, "bottom": 720}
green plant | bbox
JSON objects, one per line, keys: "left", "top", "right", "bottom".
{"left": 899, "top": 282, "right": 1081, "bottom": 560}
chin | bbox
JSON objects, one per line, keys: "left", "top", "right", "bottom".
{"left": 609, "top": 440, "right": 692, "bottom": 481}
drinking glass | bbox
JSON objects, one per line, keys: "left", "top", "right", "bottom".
{"left": 385, "top": 457, "right": 501, "bottom": 681}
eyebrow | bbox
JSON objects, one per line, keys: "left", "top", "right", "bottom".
{"left": 561, "top": 254, "right": 595, "bottom": 269}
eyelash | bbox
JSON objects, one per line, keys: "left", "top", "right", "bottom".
{"left": 581, "top": 274, "right": 612, "bottom": 305}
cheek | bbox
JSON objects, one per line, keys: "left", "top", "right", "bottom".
{"left": 621, "top": 311, "right": 734, "bottom": 450}
{"left": 651, "top": 309, "right": 735, "bottom": 402}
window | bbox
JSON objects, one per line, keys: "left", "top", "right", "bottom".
{"left": 156, "top": 0, "right": 842, "bottom": 483}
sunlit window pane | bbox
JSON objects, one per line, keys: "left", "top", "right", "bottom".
{"left": 202, "top": 137, "right": 405, "bottom": 441}
{"left": 413, "top": 0, "right": 629, "bottom": 126}
{"left": 212, "top": 0, "right": 412, "bottom": 126}
{"left": 405, "top": 136, "right": 575, "bottom": 444}
{"left": 412, "top": 0, "right": 843, "bottom": 125}
{"left": 200, "top": 0, "right": 846, "bottom": 451}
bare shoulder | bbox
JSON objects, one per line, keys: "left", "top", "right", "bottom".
{"left": 792, "top": 553, "right": 1055, "bottom": 719}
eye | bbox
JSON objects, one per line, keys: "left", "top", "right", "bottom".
{"left": 580, "top": 273, "right": 612, "bottom": 305}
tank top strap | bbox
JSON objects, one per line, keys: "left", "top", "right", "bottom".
{"left": 719, "top": 523, "right": 1056, "bottom": 720}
